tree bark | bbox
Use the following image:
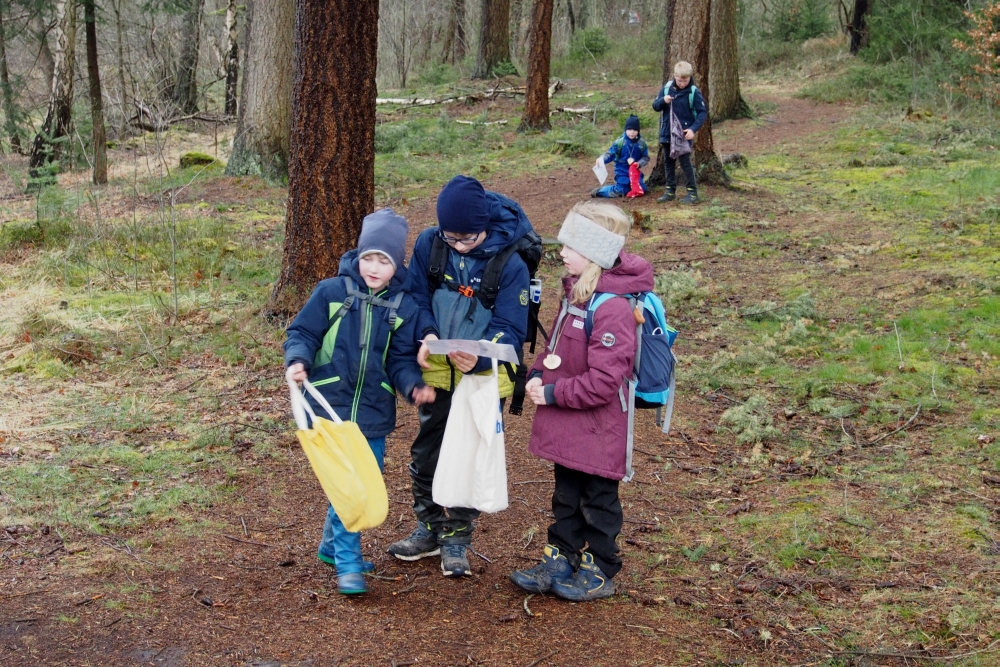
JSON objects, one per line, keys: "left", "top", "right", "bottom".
{"left": 173, "top": 0, "right": 204, "bottom": 114}
{"left": 566, "top": 0, "right": 576, "bottom": 33}
{"left": 441, "top": 7, "right": 455, "bottom": 64}
{"left": 519, "top": 0, "right": 554, "bottom": 131}
{"left": 0, "top": 4, "right": 21, "bottom": 153}
{"left": 82, "top": 0, "right": 107, "bottom": 184}
{"left": 29, "top": 14, "right": 55, "bottom": 88}
{"left": 848, "top": 0, "right": 871, "bottom": 55}
{"left": 473, "top": 0, "right": 513, "bottom": 78}
{"left": 454, "top": 0, "right": 467, "bottom": 61}
{"left": 709, "top": 0, "right": 750, "bottom": 121}
{"left": 112, "top": 0, "right": 128, "bottom": 138}
{"left": 224, "top": 0, "right": 239, "bottom": 117}
{"left": 28, "top": 0, "right": 77, "bottom": 189}
{"left": 650, "top": 0, "right": 676, "bottom": 188}
{"left": 225, "top": 0, "right": 293, "bottom": 183}
{"left": 670, "top": 0, "right": 727, "bottom": 187}
{"left": 267, "top": 0, "right": 379, "bottom": 317}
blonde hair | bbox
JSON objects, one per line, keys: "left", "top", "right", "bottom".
{"left": 565, "top": 201, "right": 631, "bottom": 306}
{"left": 674, "top": 61, "right": 693, "bottom": 78}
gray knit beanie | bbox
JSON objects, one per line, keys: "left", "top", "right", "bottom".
{"left": 557, "top": 212, "right": 625, "bottom": 269}
{"left": 358, "top": 208, "right": 408, "bottom": 269}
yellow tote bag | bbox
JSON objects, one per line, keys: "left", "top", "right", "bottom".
{"left": 288, "top": 379, "right": 388, "bottom": 532}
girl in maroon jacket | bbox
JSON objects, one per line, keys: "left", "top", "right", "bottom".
{"left": 510, "top": 201, "right": 654, "bottom": 601}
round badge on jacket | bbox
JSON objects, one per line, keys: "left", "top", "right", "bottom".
{"left": 601, "top": 332, "right": 616, "bottom": 347}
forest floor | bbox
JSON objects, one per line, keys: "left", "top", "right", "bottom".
{"left": 1, "top": 74, "right": 999, "bottom": 667}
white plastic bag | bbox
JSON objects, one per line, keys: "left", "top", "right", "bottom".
{"left": 432, "top": 358, "right": 508, "bottom": 513}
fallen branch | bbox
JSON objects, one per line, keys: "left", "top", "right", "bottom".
{"left": 455, "top": 119, "right": 508, "bottom": 126}
{"left": 865, "top": 404, "right": 921, "bottom": 446}
{"left": 523, "top": 593, "right": 535, "bottom": 617}
{"left": 551, "top": 106, "right": 593, "bottom": 115}
{"left": 524, "top": 650, "right": 559, "bottom": 667}
{"left": 833, "top": 638, "right": 1000, "bottom": 662}
{"left": 222, "top": 534, "right": 276, "bottom": 548}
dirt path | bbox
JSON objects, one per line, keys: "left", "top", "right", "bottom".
{"left": 2, "top": 94, "right": 863, "bottom": 667}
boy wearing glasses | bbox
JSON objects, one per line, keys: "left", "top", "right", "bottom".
{"left": 388, "top": 175, "right": 533, "bottom": 577}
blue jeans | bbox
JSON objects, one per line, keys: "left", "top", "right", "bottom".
{"left": 317, "top": 436, "right": 386, "bottom": 574}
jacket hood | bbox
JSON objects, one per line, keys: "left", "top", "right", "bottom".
{"left": 562, "top": 251, "right": 654, "bottom": 297}
{"left": 465, "top": 191, "right": 534, "bottom": 259}
{"left": 338, "top": 248, "right": 411, "bottom": 295}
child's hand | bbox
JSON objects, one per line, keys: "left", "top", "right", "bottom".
{"left": 448, "top": 351, "right": 478, "bottom": 373}
{"left": 412, "top": 385, "right": 436, "bottom": 405}
{"left": 286, "top": 363, "right": 306, "bottom": 383}
{"left": 683, "top": 129, "right": 695, "bottom": 140}
{"left": 664, "top": 95, "right": 673, "bottom": 103}
{"left": 627, "top": 157, "right": 635, "bottom": 165}
{"left": 418, "top": 334, "right": 438, "bottom": 369}
{"left": 595, "top": 156, "right": 604, "bottom": 168}
{"left": 527, "top": 381, "right": 548, "bottom": 406}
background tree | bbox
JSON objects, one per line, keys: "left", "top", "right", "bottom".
{"left": 709, "top": 0, "right": 751, "bottom": 120}
{"left": 225, "top": 0, "right": 293, "bottom": 182}
{"left": 440, "top": 0, "right": 467, "bottom": 63}
{"left": 172, "top": 0, "right": 204, "bottom": 114}
{"left": 649, "top": 0, "right": 676, "bottom": 188}
{"left": 28, "top": 0, "right": 76, "bottom": 188}
{"left": 519, "top": 0, "right": 554, "bottom": 130}
{"left": 267, "top": 0, "right": 379, "bottom": 316}
{"left": 28, "top": 12, "right": 55, "bottom": 88}
{"left": 82, "top": 0, "right": 107, "bottom": 184}
{"left": 849, "top": 0, "right": 871, "bottom": 55}
{"left": 223, "top": 0, "right": 239, "bottom": 117}
{"left": 473, "top": 0, "right": 513, "bottom": 78}
{"left": 0, "top": 2, "right": 21, "bottom": 152}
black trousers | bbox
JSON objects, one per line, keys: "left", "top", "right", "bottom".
{"left": 409, "top": 388, "right": 506, "bottom": 545}
{"left": 547, "top": 464, "right": 623, "bottom": 578}
{"left": 661, "top": 143, "right": 697, "bottom": 191}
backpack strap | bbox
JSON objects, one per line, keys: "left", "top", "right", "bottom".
{"left": 343, "top": 277, "right": 405, "bottom": 345}
{"left": 479, "top": 242, "right": 520, "bottom": 310}
{"left": 427, "top": 234, "right": 450, "bottom": 292}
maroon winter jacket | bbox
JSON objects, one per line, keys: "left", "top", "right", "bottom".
{"left": 528, "top": 252, "right": 655, "bottom": 480}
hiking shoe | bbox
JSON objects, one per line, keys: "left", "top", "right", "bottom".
{"left": 337, "top": 571, "right": 368, "bottom": 595}
{"left": 551, "top": 552, "right": 615, "bottom": 601}
{"left": 657, "top": 188, "right": 676, "bottom": 203}
{"left": 606, "top": 189, "right": 623, "bottom": 199}
{"left": 510, "top": 544, "right": 573, "bottom": 593}
{"left": 317, "top": 552, "right": 375, "bottom": 573}
{"left": 440, "top": 543, "right": 471, "bottom": 577}
{"left": 387, "top": 523, "right": 440, "bottom": 561}
{"left": 679, "top": 189, "right": 699, "bottom": 205}
{"left": 590, "top": 187, "right": 601, "bottom": 198}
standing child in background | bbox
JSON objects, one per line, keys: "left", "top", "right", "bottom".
{"left": 652, "top": 60, "right": 707, "bottom": 204}
{"left": 591, "top": 115, "right": 649, "bottom": 199}
{"left": 284, "top": 209, "right": 436, "bottom": 596}
{"left": 510, "top": 201, "right": 654, "bottom": 601}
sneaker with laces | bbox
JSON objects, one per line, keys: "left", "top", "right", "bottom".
{"left": 590, "top": 187, "right": 601, "bottom": 198}
{"left": 337, "top": 572, "right": 368, "bottom": 595}
{"left": 440, "top": 543, "right": 471, "bottom": 577}
{"left": 551, "top": 552, "right": 615, "bottom": 601}
{"left": 510, "top": 544, "right": 573, "bottom": 593}
{"left": 387, "top": 523, "right": 441, "bottom": 561}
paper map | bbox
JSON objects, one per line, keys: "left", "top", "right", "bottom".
{"left": 424, "top": 339, "right": 519, "bottom": 364}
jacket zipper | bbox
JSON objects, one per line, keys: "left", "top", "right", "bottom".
{"left": 350, "top": 288, "right": 387, "bottom": 421}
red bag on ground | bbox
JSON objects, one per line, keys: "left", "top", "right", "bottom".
{"left": 626, "top": 163, "right": 645, "bottom": 198}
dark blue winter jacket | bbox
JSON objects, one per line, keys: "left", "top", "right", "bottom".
{"left": 653, "top": 80, "right": 708, "bottom": 145}
{"left": 408, "top": 191, "right": 531, "bottom": 394}
{"left": 284, "top": 249, "right": 426, "bottom": 438}
{"left": 601, "top": 133, "right": 651, "bottom": 188}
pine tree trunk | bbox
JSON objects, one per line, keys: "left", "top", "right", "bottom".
{"left": 649, "top": 0, "right": 676, "bottom": 188}
{"left": 224, "top": 0, "right": 239, "bottom": 117}
{"left": 671, "top": 0, "right": 727, "bottom": 187}
{"left": 709, "top": 0, "right": 750, "bottom": 121}
{"left": 28, "top": 0, "right": 77, "bottom": 189}
{"left": 0, "top": 5, "right": 21, "bottom": 153}
{"left": 83, "top": 0, "right": 107, "bottom": 184}
{"left": 849, "top": 0, "right": 871, "bottom": 55}
{"left": 173, "top": 0, "right": 204, "bottom": 114}
{"left": 266, "top": 0, "right": 379, "bottom": 317}
{"left": 454, "top": 0, "right": 467, "bottom": 61}
{"left": 225, "top": 0, "right": 293, "bottom": 183}
{"left": 473, "top": 0, "right": 513, "bottom": 78}
{"left": 519, "top": 0, "right": 553, "bottom": 131}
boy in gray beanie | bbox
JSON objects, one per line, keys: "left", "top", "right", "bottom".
{"left": 284, "top": 208, "right": 435, "bottom": 596}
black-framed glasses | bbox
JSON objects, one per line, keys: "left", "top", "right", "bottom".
{"left": 439, "top": 231, "right": 482, "bottom": 246}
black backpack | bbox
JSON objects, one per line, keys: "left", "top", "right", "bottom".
{"left": 427, "top": 229, "right": 546, "bottom": 416}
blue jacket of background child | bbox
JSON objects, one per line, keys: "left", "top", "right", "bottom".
{"left": 653, "top": 80, "right": 707, "bottom": 145}
{"left": 283, "top": 249, "right": 427, "bottom": 438}
{"left": 601, "top": 133, "right": 650, "bottom": 190}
